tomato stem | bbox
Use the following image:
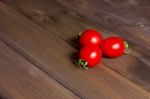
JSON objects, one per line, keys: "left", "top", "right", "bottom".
{"left": 124, "top": 41, "right": 129, "bottom": 54}
{"left": 77, "top": 31, "right": 83, "bottom": 39}
{"left": 77, "top": 59, "right": 88, "bottom": 70}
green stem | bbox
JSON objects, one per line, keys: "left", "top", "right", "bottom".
{"left": 77, "top": 59, "right": 88, "bottom": 70}
{"left": 124, "top": 41, "right": 129, "bottom": 54}
{"left": 77, "top": 31, "right": 83, "bottom": 39}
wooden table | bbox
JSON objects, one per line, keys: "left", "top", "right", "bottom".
{"left": 0, "top": 0, "right": 150, "bottom": 99}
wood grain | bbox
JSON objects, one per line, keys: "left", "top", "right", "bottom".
{"left": 0, "top": 41, "right": 79, "bottom": 99}
{"left": 3, "top": 0, "right": 150, "bottom": 91}
{"left": 55, "top": 0, "right": 150, "bottom": 48}
{"left": 0, "top": 1, "right": 150, "bottom": 99}
{"left": 54, "top": 0, "right": 150, "bottom": 90}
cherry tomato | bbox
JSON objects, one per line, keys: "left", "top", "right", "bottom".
{"left": 79, "top": 29, "right": 103, "bottom": 47}
{"left": 78, "top": 46, "right": 102, "bottom": 69}
{"left": 101, "top": 36, "right": 126, "bottom": 58}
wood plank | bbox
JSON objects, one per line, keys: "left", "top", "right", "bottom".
{"left": 3, "top": 0, "right": 150, "bottom": 91}
{"left": 0, "top": 41, "right": 79, "bottom": 99}
{"left": 0, "top": 1, "right": 150, "bottom": 99}
{"left": 53, "top": 0, "right": 150, "bottom": 90}
{"left": 54, "top": 0, "right": 150, "bottom": 48}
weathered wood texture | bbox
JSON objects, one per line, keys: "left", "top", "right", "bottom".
{"left": 0, "top": 40, "right": 79, "bottom": 99}
{"left": 3, "top": 0, "right": 150, "bottom": 91}
{"left": 55, "top": 0, "right": 150, "bottom": 48}
{"left": 0, "top": 1, "right": 150, "bottom": 99}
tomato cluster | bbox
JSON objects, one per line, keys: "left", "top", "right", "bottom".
{"left": 77, "top": 29, "right": 128, "bottom": 69}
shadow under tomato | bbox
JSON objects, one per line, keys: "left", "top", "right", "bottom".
{"left": 68, "top": 36, "right": 81, "bottom": 68}
{"left": 69, "top": 36, "right": 81, "bottom": 50}
{"left": 70, "top": 51, "right": 80, "bottom": 68}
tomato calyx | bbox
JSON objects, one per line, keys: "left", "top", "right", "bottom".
{"left": 124, "top": 41, "right": 129, "bottom": 54}
{"left": 77, "top": 59, "right": 89, "bottom": 70}
{"left": 77, "top": 31, "right": 83, "bottom": 39}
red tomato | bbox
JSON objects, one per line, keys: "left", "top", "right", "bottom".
{"left": 78, "top": 46, "right": 102, "bottom": 69}
{"left": 79, "top": 29, "right": 103, "bottom": 47}
{"left": 101, "top": 37, "right": 126, "bottom": 58}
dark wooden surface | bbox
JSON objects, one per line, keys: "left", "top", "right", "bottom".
{"left": 0, "top": 40, "right": 79, "bottom": 99}
{"left": 0, "top": 0, "right": 150, "bottom": 99}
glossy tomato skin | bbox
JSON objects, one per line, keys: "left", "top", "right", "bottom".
{"left": 79, "top": 46, "right": 102, "bottom": 68}
{"left": 79, "top": 29, "right": 103, "bottom": 47}
{"left": 101, "top": 37, "right": 125, "bottom": 58}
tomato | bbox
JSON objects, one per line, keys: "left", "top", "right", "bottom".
{"left": 79, "top": 29, "right": 103, "bottom": 47}
{"left": 78, "top": 46, "right": 102, "bottom": 69}
{"left": 101, "top": 36, "right": 127, "bottom": 58}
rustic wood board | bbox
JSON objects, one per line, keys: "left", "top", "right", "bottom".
{"left": 0, "top": 40, "right": 79, "bottom": 99}
{"left": 0, "top": 1, "right": 150, "bottom": 99}
{"left": 3, "top": 0, "right": 150, "bottom": 91}
{"left": 55, "top": 0, "right": 150, "bottom": 48}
